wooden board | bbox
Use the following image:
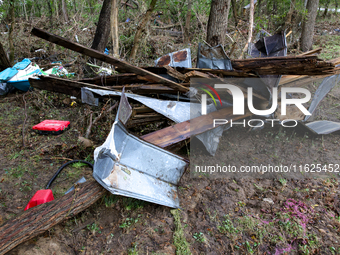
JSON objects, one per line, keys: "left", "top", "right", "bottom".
{"left": 31, "top": 27, "right": 189, "bottom": 93}
{"left": 141, "top": 107, "right": 252, "bottom": 148}
{"left": 29, "top": 75, "right": 181, "bottom": 96}
{"left": 29, "top": 75, "right": 114, "bottom": 97}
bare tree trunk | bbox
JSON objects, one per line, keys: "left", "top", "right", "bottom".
{"left": 184, "top": 0, "right": 192, "bottom": 44}
{"left": 323, "top": 0, "right": 330, "bottom": 17}
{"left": 285, "top": 0, "right": 296, "bottom": 30}
{"left": 47, "top": 1, "right": 53, "bottom": 26}
{"left": 206, "top": 0, "right": 231, "bottom": 47}
{"left": 9, "top": 0, "right": 15, "bottom": 65}
{"left": 231, "top": 0, "right": 238, "bottom": 27}
{"left": 91, "top": 0, "right": 113, "bottom": 52}
{"left": 61, "top": 0, "right": 69, "bottom": 22}
{"left": 129, "top": 0, "right": 157, "bottom": 60}
{"left": 239, "top": 0, "right": 254, "bottom": 59}
{"left": 54, "top": 0, "right": 59, "bottom": 19}
{"left": 301, "top": 0, "right": 319, "bottom": 52}
{"left": 111, "top": 0, "right": 119, "bottom": 57}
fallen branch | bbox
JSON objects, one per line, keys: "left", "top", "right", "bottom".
{"left": 85, "top": 100, "right": 118, "bottom": 138}
{"left": 22, "top": 93, "right": 29, "bottom": 147}
{"left": 0, "top": 181, "right": 107, "bottom": 255}
{"left": 31, "top": 27, "right": 189, "bottom": 93}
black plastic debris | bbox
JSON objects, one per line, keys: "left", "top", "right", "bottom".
{"left": 196, "top": 43, "right": 233, "bottom": 70}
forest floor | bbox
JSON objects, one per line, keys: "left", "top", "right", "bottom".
{"left": 1, "top": 17, "right": 340, "bottom": 255}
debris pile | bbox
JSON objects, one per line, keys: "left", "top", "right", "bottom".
{"left": 0, "top": 27, "right": 340, "bottom": 254}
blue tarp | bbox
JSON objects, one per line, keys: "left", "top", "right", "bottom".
{"left": 0, "top": 68, "right": 18, "bottom": 82}
{"left": 12, "top": 58, "right": 31, "bottom": 70}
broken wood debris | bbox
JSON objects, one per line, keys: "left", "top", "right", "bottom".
{"left": 31, "top": 27, "right": 189, "bottom": 93}
{"left": 141, "top": 107, "right": 252, "bottom": 148}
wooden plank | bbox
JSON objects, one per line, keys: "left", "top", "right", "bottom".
{"left": 141, "top": 107, "right": 252, "bottom": 148}
{"left": 31, "top": 27, "right": 189, "bottom": 93}
{"left": 29, "top": 75, "right": 180, "bottom": 96}
{"left": 0, "top": 42, "right": 11, "bottom": 71}
{"left": 79, "top": 73, "right": 144, "bottom": 86}
{"left": 29, "top": 75, "right": 114, "bottom": 97}
{"left": 230, "top": 55, "right": 335, "bottom": 75}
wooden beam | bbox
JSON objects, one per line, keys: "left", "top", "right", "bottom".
{"left": 31, "top": 27, "right": 189, "bottom": 93}
{"left": 230, "top": 55, "right": 335, "bottom": 75}
{"left": 29, "top": 75, "right": 181, "bottom": 96}
{"left": 29, "top": 75, "right": 114, "bottom": 97}
{"left": 141, "top": 107, "right": 252, "bottom": 148}
{"left": 78, "top": 73, "right": 144, "bottom": 86}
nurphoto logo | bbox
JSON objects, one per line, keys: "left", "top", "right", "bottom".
{"left": 199, "top": 84, "right": 312, "bottom": 128}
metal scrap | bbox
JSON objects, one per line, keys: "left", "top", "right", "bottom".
{"left": 93, "top": 90, "right": 187, "bottom": 208}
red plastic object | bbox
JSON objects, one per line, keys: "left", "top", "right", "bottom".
{"left": 32, "top": 120, "right": 70, "bottom": 135}
{"left": 24, "top": 189, "right": 54, "bottom": 210}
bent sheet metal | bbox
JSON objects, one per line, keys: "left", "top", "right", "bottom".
{"left": 93, "top": 89, "right": 187, "bottom": 208}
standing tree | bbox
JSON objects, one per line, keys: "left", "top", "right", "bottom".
{"left": 206, "top": 0, "right": 231, "bottom": 47}
{"left": 300, "top": 0, "right": 319, "bottom": 52}
{"left": 129, "top": 0, "right": 157, "bottom": 60}
{"left": 91, "top": 0, "right": 113, "bottom": 53}
{"left": 111, "top": 0, "right": 119, "bottom": 57}
{"left": 9, "top": 0, "right": 15, "bottom": 64}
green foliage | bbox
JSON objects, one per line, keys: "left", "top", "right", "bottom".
{"left": 193, "top": 232, "right": 205, "bottom": 243}
{"left": 170, "top": 209, "right": 191, "bottom": 255}
{"left": 218, "top": 215, "right": 239, "bottom": 235}
{"left": 120, "top": 215, "right": 141, "bottom": 229}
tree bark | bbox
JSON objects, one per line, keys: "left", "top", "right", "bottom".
{"left": 111, "top": 0, "right": 119, "bottom": 57}
{"left": 230, "top": 0, "right": 238, "bottom": 27}
{"left": 239, "top": 0, "right": 254, "bottom": 59}
{"left": 300, "top": 0, "right": 319, "bottom": 52}
{"left": 285, "top": 0, "right": 296, "bottom": 30}
{"left": 206, "top": 0, "right": 231, "bottom": 47}
{"left": 323, "top": 0, "right": 330, "bottom": 17}
{"left": 184, "top": 0, "right": 192, "bottom": 44}
{"left": 61, "top": 0, "right": 69, "bottom": 22}
{"left": 9, "top": 0, "right": 15, "bottom": 65}
{"left": 129, "top": 0, "right": 157, "bottom": 60}
{"left": 92, "top": 0, "right": 113, "bottom": 52}
{"left": 0, "top": 42, "right": 11, "bottom": 71}
{"left": 0, "top": 181, "right": 107, "bottom": 255}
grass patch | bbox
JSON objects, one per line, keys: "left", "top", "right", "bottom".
{"left": 171, "top": 209, "right": 191, "bottom": 255}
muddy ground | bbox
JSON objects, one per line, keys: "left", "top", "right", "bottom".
{"left": 0, "top": 71, "right": 339, "bottom": 255}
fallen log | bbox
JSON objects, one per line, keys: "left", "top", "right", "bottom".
{"left": 0, "top": 180, "right": 106, "bottom": 255}
{"left": 31, "top": 27, "right": 189, "bottom": 93}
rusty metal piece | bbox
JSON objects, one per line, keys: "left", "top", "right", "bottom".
{"left": 155, "top": 48, "right": 192, "bottom": 68}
